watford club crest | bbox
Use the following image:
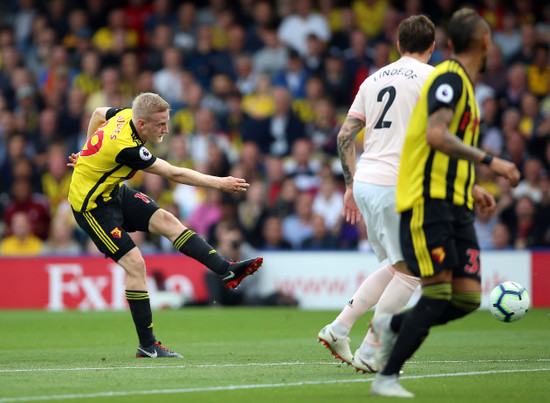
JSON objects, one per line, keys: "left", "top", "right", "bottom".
{"left": 110, "top": 227, "right": 122, "bottom": 239}
{"left": 431, "top": 246, "right": 446, "bottom": 264}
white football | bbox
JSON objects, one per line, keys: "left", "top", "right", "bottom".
{"left": 489, "top": 281, "right": 530, "bottom": 323}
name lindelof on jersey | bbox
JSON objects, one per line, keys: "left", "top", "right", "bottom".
{"left": 373, "top": 67, "right": 418, "bottom": 82}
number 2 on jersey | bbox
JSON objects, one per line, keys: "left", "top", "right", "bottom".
{"left": 374, "top": 86, "right": 396, "bottom": 129}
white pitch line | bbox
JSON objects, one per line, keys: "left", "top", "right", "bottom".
{"left": 0, "top": 368, "right": 548, "bottom": 403}
{"left": 0, "top": 361, "right": 328, "bottom": 373}
{"left": 1, "top": 358, "right": 549, "bottom": 373}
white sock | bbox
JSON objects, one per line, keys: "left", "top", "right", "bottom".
{"left": 329, "top": 319, "right": 350, "bottom": 336}
{"left": 335, "top": 264, "right": 395, "bottom": 329}
{"left": 358, "top": 341, "right": 377, "bottom": 358}
{"left": 363, "top": 270, "right": 420, "bottom": 347}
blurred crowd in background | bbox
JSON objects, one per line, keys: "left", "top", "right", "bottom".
{"left": 0, "top": 0, "right": 549, "bottom": 259}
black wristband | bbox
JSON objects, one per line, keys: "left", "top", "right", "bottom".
{"left": 481, "top": 153, "right": 493, "bottom": 165}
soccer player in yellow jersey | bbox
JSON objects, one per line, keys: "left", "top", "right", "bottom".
{"left": 369, "top": 9, "right": 520, "bottom": 397}
{"left": 67, "top": 93, "right": 263, "bottom": 358}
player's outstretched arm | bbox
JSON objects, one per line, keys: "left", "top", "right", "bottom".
{"left": 145, "top": 158, "right": 249, "bottom": 193}
{"left": 427, "top": 108, "right": 520, "bottom": 186}
{"left": 337, "top": 116, "right": 365, "bottom": 224}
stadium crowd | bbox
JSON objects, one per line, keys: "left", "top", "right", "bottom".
{"left": 0, "top": 0, "right": 549, "bottom": 257}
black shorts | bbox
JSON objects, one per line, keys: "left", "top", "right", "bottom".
{"left": 72, "top": 185, "right": 160, "bottom": 261}
{"left": 399, "top": 198, "right": 480, "bottom": 281}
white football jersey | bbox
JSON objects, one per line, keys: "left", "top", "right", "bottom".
{"left": 348, "top": 56, "right": 434, "bottom": 185}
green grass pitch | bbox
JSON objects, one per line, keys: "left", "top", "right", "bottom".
{"left": 1, "top": 308, "right": 549, "bottom": 402}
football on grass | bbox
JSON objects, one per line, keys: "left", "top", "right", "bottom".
{"left": 489, "top": 281, "right": 530, "bottom": 323}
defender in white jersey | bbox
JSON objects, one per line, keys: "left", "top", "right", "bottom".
{"left": 318, "top": 15, "right": 435, "bottom": 373}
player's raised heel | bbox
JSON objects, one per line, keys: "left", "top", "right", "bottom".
{"left": 352, "top": 349, "right": 378, "bottom": 373}
{"left": 222, "top": 257, "right": 263, "bottom": 289}
{"left": 317, "top": 324, "right": 353, "bottom": 364}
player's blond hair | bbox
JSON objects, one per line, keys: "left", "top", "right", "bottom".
{"left": 132, "top": 92, "right": 170, "bottom": 121}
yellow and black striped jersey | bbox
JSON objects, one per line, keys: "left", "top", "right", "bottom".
{"left": 68, "top": 108, "right": 157, "bottom": 212}
{"left": 396, "top": 59, "right": 481, "bottom": 212}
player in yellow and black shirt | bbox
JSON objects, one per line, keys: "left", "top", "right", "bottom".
{"left": 370, "top": 10, "right": 521, "bottom": 398}
{"left": 397, "top": 58, "right": 480, "bottom": 214}
{"left": 68, "top": 93, "right": 263, "bottom": 359}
